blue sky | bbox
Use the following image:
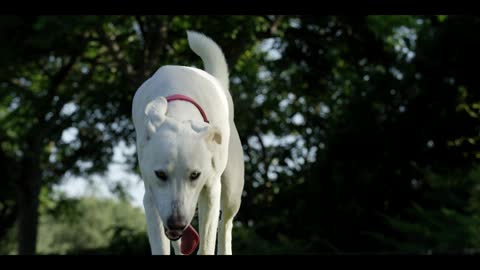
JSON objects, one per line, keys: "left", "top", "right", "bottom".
{"left": 53, "top": 139, "right": 145, "bottom": 209}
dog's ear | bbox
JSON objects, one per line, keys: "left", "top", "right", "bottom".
{"left": 189, "top": 120, "right": 209, "bottom": 133}
{"left": 201, "top": 126, "right": 222, "bottom": 147}
{"left": 144, "top": 96, "right": 168, "bottom": 139}
{"left": 206, "top": 126, "right": 222, "bottom": 145}
{"left": 198, "top": 125, "right": 222, "bottom": 171}
{"left": 193, "top": 123, "right": 222, "bottom": 146}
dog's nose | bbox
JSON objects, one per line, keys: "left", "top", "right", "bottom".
{"left": 167, "top": 216, "right": 187, "bottom": 231}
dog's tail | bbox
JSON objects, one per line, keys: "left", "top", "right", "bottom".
{"left": 187, "top": 30, "right": 230, "bottom": 94}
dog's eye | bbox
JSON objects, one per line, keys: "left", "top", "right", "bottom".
{"left": 190, "top": 171, "right": 201, "bottom": 181}
{"left": 155, "top": 170, "right": 168, "bottom": 181}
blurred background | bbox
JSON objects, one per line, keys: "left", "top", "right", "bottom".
{"left": 0, "top": 15, "right": 479, "bottom": 255}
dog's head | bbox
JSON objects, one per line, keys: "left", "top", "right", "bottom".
{"left": 138, "top": 96, "right": 222, "bottom": 240}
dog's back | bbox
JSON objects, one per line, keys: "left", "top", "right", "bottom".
{"left": 133, "top": 31, "right": 234, "bottom": 127}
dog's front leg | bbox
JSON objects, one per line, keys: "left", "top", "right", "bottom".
{"left": 197, "top": 180, "right": 221, "bottom": 255}
{"left": 144, "top": 193, "right": 170, "bottom": 255}
{"left": 171, "top": 239, "right": 184, "bottom": 255}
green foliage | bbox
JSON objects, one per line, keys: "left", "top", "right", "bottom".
{"left": 0, "top": 15, "right": 271, "bottom": 253}
{"left": 1, "top": 15, "right": 480, "bottom": 254}
{"left": 36, "top": 196, "right": 146, "bottom": 254}
{"left": 370, "top": 167, "right": 480, "bottom": 254}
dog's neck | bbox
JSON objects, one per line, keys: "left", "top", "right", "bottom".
{"left": 165, "top": 94, "right": 209, "bottom": 124}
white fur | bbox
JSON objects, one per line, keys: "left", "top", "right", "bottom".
{"left": 132, "top": 30, "right": 245, "bottom": 255}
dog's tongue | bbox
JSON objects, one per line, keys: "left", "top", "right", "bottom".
{"left": 181, "top": 224, "right": 199, "bottom": 255}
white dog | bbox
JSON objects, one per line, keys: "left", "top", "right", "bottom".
{"left": 132, "top": 30, "right": 245, "bottom": 255}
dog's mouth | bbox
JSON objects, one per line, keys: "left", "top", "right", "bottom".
{"left": 164, "top": 224, "right": 200, "bottom": 255}
{"left": 164, "top": 229, "right": 184, "bottom": 241}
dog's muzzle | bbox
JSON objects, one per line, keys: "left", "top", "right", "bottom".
{"left": 164, "top": 228, "right": 184, "bottom": 241}
{"left": 164, "top": 216, "right": 188, "bottom": 240}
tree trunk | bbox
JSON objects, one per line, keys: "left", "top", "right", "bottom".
{"left": 16, "top": 147, "right": 42, "bottom": 255}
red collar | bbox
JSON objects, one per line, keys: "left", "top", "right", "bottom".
{"left": 166, "top": 94, "right": 210, "bottom": 123}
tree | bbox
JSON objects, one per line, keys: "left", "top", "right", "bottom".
{"left": 37, "top": 196, "right": 146, "bottom": 254}
{"left": 0, "top": 15, "right": 277, "bottom": 254}
{"left": 233, "top": 15, "right": 480, "bottom": 253}
{"left": 2, "top": 15, "right": 479, "bottom": 255}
